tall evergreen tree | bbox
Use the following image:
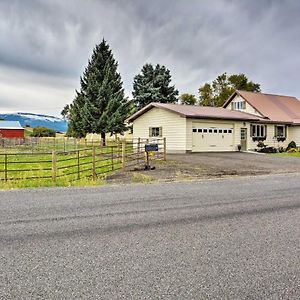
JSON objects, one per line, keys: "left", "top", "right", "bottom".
{"left": 132, "top": 63, "right": 178, "bottom": 110}
{"left": 198, "top": 72, "right": 261, "bottom": 107}
{"left": 66, "top": 39, "right": 131, "bottom": 144}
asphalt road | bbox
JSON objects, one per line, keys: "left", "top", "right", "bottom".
{"left": 0, "top": 174, "right": 300, "bottom": 299}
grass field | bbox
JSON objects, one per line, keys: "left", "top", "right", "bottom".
{"left": 0, "top": 146, "right": 124, "bottom": 189}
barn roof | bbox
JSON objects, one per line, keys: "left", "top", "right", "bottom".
{"left": 0, "top": 121, "right": 24, "bottom": 130}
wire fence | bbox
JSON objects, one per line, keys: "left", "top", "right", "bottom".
{"left": 0, "top": 138, "right": 166, "bottom": 183}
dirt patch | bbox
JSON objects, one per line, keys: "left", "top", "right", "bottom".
{"left": 105, "top": 152, "right": 300, "bottom": 185}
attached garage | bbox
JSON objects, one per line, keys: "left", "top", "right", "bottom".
{"left": 192, "top": 123, "right": 234, "bottom": 152}
{"left": 128, "top": 102, "right": 263, "bottom": 153}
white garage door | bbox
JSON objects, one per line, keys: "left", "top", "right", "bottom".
{"left": 192, "top": 123, "right": 234, "bottom": 152}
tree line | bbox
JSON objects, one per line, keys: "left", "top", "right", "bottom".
{"left": 62, "top": 39, "right": 261, "bottom": 142}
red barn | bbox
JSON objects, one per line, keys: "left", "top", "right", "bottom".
{"left": 0, "top": 121, "right": 25, "bottom": 138}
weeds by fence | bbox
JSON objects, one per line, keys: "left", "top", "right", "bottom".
{"left": 0, "top": 138, "right": 166, "bottom": 186}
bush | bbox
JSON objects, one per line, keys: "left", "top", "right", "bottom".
{"left": 286, "top": 148, "right": 298, "bottom": 153}
{"left": 258, "top": 146, "right": 277, "bottom": 153}
{"left": 286, "top": 141, "right": 297, "bottom": 151}
{"left": 32, "top": 126, "right": 56, "bottom": 137}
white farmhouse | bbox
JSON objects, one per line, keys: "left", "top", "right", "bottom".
{"left": 128, "top": 90, "right": 300, "bottom": 153}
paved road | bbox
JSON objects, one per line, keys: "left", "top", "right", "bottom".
{"left": 1, "top": 174, "right": 300, "bottom": 299}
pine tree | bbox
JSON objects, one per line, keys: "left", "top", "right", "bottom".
{"left": 133, "top": 64, "right": 178, "bottom": 110}
{"left": 67, "top": 39, "right": 131, "bottom": 144}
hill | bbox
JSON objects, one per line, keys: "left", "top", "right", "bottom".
{"left": 0, "top": 112, "right": 68, "bottom": 133}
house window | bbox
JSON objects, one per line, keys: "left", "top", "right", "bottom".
{"left": 232, "top": 101, "right": 246, "bottom": 110}
{"left": 198, "top": 129, "right": 203, "bottom": 133}
{"left": 251, "top": 124, "right": 267, "bottom": 138}
{"left": 192, "top": 128, "right": 197, "bottom": 133}
{"left": 149, "top": 127, "right": 162, "bottom": 137}
{"left": 275, "top": 125, "right": 286, "bottom": 138}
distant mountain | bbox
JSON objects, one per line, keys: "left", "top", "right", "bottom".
{"left": 0, "top": 112, "right": 68, "bottom": 133}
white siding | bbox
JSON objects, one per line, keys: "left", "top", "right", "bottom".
{"left": 133, "top": 107, "right": 187, "bottom": 153}
{"left": 288, "top": 126, "right": 300, "bottom": 146}
{"left": 226, "top": 95, "right": 263, "bottom": 117}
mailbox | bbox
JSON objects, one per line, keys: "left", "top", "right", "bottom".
{"left": 145, "top": 143, "right": 158, "bottom": 152}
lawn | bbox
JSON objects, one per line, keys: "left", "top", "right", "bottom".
{"left": 273, "top": 152, "right": 300, "bottom": 157}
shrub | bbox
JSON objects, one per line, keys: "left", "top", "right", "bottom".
{"left": 258, "top": 146, "right": 277, "bottom": 153}
{"left": 32, "top": 126, "right": 56, "bottom": 137}
{"left": 286, "top": 148, "right": 298, "bottom": 153}
{"left": 286, "top": 141, "right": 297, "bottom": 151}
{"left": 257, "top": 141, "right": 266, "bottom": 148}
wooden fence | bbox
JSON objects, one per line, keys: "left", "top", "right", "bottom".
{"left": 0, "top": 138, "right": 166, "bottom": 183}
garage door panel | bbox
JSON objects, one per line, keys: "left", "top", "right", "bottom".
{"left": 192, "top": 123, "right": 234, "bottom": 152}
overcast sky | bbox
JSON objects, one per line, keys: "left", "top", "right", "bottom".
{"left": 0, "top": 0, "right": 299, "bottom": 117}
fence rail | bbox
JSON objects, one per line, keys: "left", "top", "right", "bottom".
{"left": 0, "top": 138, "right": 166, "bottom": 183}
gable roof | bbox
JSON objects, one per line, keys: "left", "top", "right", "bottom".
{"left": 127, "top": 102, "right": 266, "bottom": 123}
{"left": 0, "top": 121, "right": 24, "bottom": 130}
{"left": 223, "top": 90, "right": 300, "bottom": 124}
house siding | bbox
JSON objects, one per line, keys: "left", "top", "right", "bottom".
{"left": 288, "top": 126, "right": 300, "bottom": 146}
{"left": 132, "top": 107, "right": 187, "bottom": 153}
{"left": 226, "top": 95, "right": 263, "bottom": 117}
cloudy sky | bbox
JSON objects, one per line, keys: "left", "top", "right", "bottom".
{"left": 0, "top": 0, "right": 299, "bottom": 117}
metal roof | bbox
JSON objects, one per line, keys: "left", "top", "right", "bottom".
{"left": 0, "top": 121, "right": 24, "bottom": 130}
{"left": 224, "top": 90, "right": 300, "bottom": 123}
{"left": 127, "top": 102, "right": 267, "bottom": 123}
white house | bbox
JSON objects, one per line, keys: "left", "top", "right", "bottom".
{"left": 127, "top": 90, "right": 300, "bottom": 153}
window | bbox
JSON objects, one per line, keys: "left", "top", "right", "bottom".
{"left": 198, "top": 129, "right": 203, "bottom": 133}
{"left": 275, "top": 125, "right": 286, "bottom": 138}
{"left": 149, "top": 127, "right": 162, "bottom": 137}
{"left": 232, "top": 101, "right": 246, "bottom": 110}
{"left": 228, "top": 129, "right": 232, "bottom": 133}
{"left": 219, "top": 129, "right": 223, "bottom": 133}
{"left": 208, "top": 129, "right": 213, "bottom": 133}
{"left": 251, "top": 124, "right": 267, "bottom": 138}
{"left": 223, "top": 129, "right": 227, "bottom": 133}
{"left": 214, "top": 129, "right": 218, "bottom": 133}
{"left": 192, "top": 128, "right": 197, "bottom": 133}
{"left": 203, "top": 129, "right": 207, "bottom": 133}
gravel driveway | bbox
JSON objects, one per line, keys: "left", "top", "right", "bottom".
{"left": 107, "top": 152, "right": 300, "bottom": 184}
{"left": 168, "top": 152, "right": 300, "bottom": 177}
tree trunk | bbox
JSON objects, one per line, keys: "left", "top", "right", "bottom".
{"left": 101, "top": 132, "right": 106, "bottom": 146}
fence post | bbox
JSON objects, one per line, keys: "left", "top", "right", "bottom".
{"left": 4, "top": 154, "right": 7, "bottom": 182}
{"left": 111, "top": 146, "right": 114, "bottom": 171}
{"left": 122, "top": 140, "right": 126, "bottom": 171}
{"left": 77, "top": 150, "right": 80, "bottom": 180}
{"left": 144, "top": 139, "right": 149, "bottom": 165}
{"left": 137, "top": 138, "right": 141, "bottom": 162}
{"left": 163, "top": 137, "right": 167, "bottom": 161}
{"left": 52, "top": 151, "right": 57, "bottom": 183}
{"left": 92, "top": 146, "right": 96, "bottom": 181}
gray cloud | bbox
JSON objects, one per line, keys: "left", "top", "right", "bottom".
{"left": 0, "top": 0, "right": 299, "bottom": 116}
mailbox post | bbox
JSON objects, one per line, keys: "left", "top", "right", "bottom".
{"left": 144, "top": 143, "right": 158, "bottom": 170}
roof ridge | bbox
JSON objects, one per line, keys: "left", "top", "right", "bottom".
{"left": 237, "top": 90, "right": 297, "bottom": 99}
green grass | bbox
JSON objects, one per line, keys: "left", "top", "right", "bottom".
{"left": 273, "top": 152, "right": 300, "bottom": 157}
{"left": 0, "top": 147, "right": 122, "bottom": 189}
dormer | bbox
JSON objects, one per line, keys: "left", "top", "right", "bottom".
{"left": 224, "top": 91, "right": 264, "bottom": 117}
